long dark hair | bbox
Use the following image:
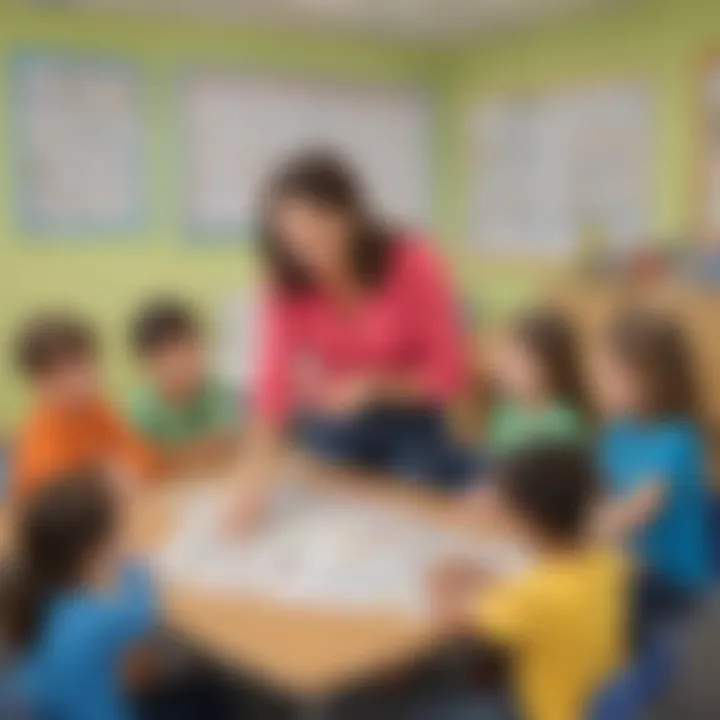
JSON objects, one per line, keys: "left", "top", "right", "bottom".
{"left": 606, "top": 308, "right": 700, "bottom": 421}
{"left": 513, "top": 308, "right": 590, "bottom": 416}
{"left": 1, "top": 471, "right": 116, "bottom": 653}
{"left": 258, "top": 148, "right": 392, "bottom": 294}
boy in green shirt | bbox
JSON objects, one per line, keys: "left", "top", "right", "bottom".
{"left": 128, "top": 297, "right": 239, "bottom": 474}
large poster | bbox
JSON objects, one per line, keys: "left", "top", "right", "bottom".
{"left": 182, "top": 72, "right": 431, "bottom": 235}
{"left": 12, "top": 53, "right": 144, "bottom": 233}
{"left": 469, "top": 82, "right": 655, "bottom": 257}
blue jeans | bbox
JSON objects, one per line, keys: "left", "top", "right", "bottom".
{"left": 297, "top": 405, "right": 479, "bottom": 491}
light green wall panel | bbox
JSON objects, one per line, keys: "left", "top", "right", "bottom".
{"left": 4, "top": 0, "right": 720, "bottom": 429}
{"left": 0, "top": 2, "right": 441, "bottom": 428}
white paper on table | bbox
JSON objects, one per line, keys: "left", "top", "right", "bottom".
{"left": 155, "top": 485, "right": 530, "bottom": 615}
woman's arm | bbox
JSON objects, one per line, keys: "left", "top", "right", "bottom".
{"left": 321, "top": 243, "right": 469, "bottom": 412}
{"left": 388, "top": 243, "right": 469, "bottom": 404}
{"left": 230, "top": 294, "right": 295, "bottom": 524}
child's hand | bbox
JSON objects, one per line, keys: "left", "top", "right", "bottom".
{"left": 103, "top": 459, "right": 142, "bottom": 507}
{"left": 426, "top": 559, "right": 488, "bottom": 633}
{"left": 451, "top": 485, "right": 503, "bottom": 530}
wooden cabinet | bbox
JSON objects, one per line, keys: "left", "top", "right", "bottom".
{"left": 552, "top": 279, "right": 720, "bottom": 453}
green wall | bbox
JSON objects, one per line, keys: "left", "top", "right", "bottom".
{"left": 0, "top": 1, "right": 444, "bottom": 428}
{"left": 3, "top": 0, "right": 720, "bottom": 429}
{"left": 442, "top": 0, "right": 720, "bottom": 316}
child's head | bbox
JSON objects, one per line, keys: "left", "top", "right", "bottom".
{"left": 593, "top": 309, "right": 699, "bottom": 420}
{"left": 14, "top": 312, "right": 98, "bottom": 408}
{"left": 495, "top": 308, "right": 587, "bottom": 411}
{"left": 1, "top": 471, "right": 118, "bottom": 652}
{"left": 131, "top": 297, "right": 204, "bottom": 398}
{"left": 497, "top": 442, "right": 599, "bottom": 550}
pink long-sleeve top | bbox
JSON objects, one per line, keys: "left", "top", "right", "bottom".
{"left": 254, "top": 235, "right": 470, "bottom": 426}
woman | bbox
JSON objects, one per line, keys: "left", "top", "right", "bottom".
{"left": 245, "top": 149, "right": 475, "bottom": 489}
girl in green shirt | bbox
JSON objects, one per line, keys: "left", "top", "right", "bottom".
{"left": 457, "top": 308, "right": 590, "bottom": 525}
{"left": 487, "top": 308, "right": 589, "bottom": 458}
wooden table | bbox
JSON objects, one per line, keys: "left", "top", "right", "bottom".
{"left": 126, "top": 459, "right": 473, "bottom": 705}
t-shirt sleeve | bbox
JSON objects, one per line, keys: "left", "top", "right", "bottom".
{"left": 85, "top": 562, "right": 159, "bottom": 657}
{"left": 401, "top": 241, "right": 470, "bottom": 401}
{"left": 253, "top": 293, "right": 297, "bottom": 427}
{"left": 12, "top": 422, "right": 69, "bottom": 498}
{"left": 473, "top": 577, "right": 533, "bottom": 648}
{"left": 662, "top": 427, "right": 707, "bottom": 497}
{"left": 101, "top": 403, "right": 162, "bottom": 480}
{"left": 208, "top": 381, "right": 239, "bottom": 431}
{"left": 545, "top": 407, "right": 584, "bottom": 444}
{"left": 127, "top": 392, "right": 161, "bottom": 442}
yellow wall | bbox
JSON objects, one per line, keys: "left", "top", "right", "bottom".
{"left": 4, "top": 0, "right": 720, "bottom": 429}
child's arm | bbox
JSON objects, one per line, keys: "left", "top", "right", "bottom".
{"left": 595, "top": 481, "right": 666, "bottom": 542}
{"left": 428, "top": 557, "right": 533, "bottom": 656}
{"left": 451, "top": 482, "right": 515, "bottom": 535}
{"left": 596, "top": 425, "right": 704, "bottom": 543}
{"left": 427, "top": 558, "right": 496, "bottom": 633}
{"left": 11, "top": 423, "right": 70, "bottom": 500}
{"left": 160, "top": 430, "right": 240, "bottom": 476}
{"left": 102, "top": 406, "right": 162, "bottom": 485}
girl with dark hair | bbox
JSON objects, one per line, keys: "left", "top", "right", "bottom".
{"left": 1, "top": 471, "right": 158, "bottom": 719}
{"left": 244, "top": 149, "right": 475, "bottom": 490}
{"left": 594, "top": 309, "right": 711, "bottom": 599}
{"left": 486, "top": 308, "right": 588, "bottom": 458}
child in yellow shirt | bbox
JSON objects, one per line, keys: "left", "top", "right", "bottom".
{"left": 430, "top": 443, "right": 629, "bottom": 720}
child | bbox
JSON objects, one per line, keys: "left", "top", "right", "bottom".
{"left": 429, "top": 443, "right": 628, "bottom": 720}
{"left": 594, "top": 309, "right": 711, "bottom": 600}
{"left": 128, "top": 298, "right": 239, "bottom": 474}
{"left": 454, "top": 310, "right": 588, "bottom": 525}
{"left": 1, "top": 470, "right": 158, "bottom": 719}
{"left": 487, "top": 308, "right": 588, "bottom": 459}
{"left": 11, "top": 313, "right": 158, "bottom": 499}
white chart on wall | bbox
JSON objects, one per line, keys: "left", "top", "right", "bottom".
{"left": 182, "top": 72, "right": 432, "bottom": 234}
{"left": 12, "top": 53, "right": 143, "bottom": 232}
{"left": 468, "top": 82, "right": 656, "bottom": 257}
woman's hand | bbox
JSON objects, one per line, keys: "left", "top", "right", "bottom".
{"left": 452, "top": 485, "right": 496, "bottom": 524}
{"left": 224, "top": 483, "right": 271, "bottom": 536}
{"left": 224, "top": 422, "right": 278, "bottom": 535}
{"left": 317, "top": 376, "right": 380, "bottom": 416}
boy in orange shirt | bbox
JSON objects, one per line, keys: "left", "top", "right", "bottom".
{"left": 12, "top": 312, "right": 159, "bottom": 499}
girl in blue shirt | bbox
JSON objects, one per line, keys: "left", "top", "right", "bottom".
{"left": 1, "top": 471, "right": 158, "bottom": 720}
{"left": 595, "top": 310, "right": 711, "bottom": 601}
